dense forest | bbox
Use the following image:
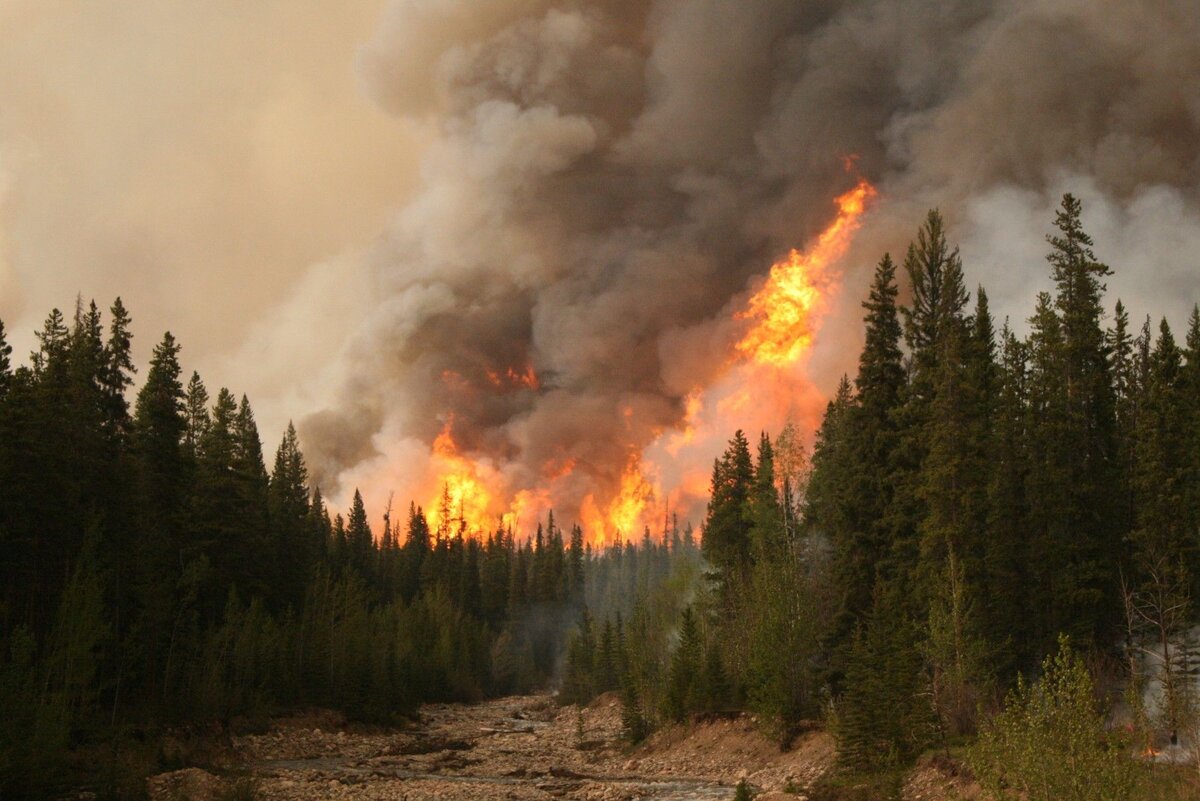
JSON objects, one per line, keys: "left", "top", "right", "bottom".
{"left": 0, "top": 294, "right": 702, "bottom": 795}
{"left": 561, "top": 195, "right": 1200, "bottom": 797}
{"left": 2, "top": 193, "right": 1199, "bottom": 799}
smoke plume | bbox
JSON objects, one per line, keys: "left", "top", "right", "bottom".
{"left": 289, "top": 0, "right": 1200, "bottom": 530}
{"left": 292, "top": 0, "right": 1200, "bottom": 532}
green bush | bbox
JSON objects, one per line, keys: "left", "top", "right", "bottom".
{"left": 968, "top": 635, "right": 1140, "bottom": 801}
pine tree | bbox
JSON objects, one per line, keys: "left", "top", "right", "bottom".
{"left": 234, "top": 395, "right": 271, "bottom": 593}
{"left": 918, "top": 288, "right": 993, "bottom": 610}
{"left": 818, "top": 255, "right": 907, "bottom": 644}
{"left": 1108, "top": 300, "right": 1138, "bottom": 544}
{"left": 1043, "top": 193, "right": 1121, "bottom": 646}
{"left": 836, "top": 587, "right": 934, "bottom": 771}
{"left": 702, "top": 430, "right": 754, "bottom": 594}
{"left": 269, "top": 422, "right": 311, "bottom": 610}
{"left": 183, "top": 372, "right": 210, "bottom": 460}
{"left": 982, "top": 325, "right": 1031, "bottom": 677}
{"left": 346, "top": 489, "right": 374, "bottom": 579}
{"left": 568, "top": 524, "right": 585, "bottom": 603}
{"left": 129, "top": 331, "right": 188, "bottom": 697}
{"left": 890, "top": 214, "right": 970, "bottom": 602}
{"left": 749, "top": 432, "right": 783, "bottom": 557}
{"left": 1131, "top": 321, "right": 1192, "bottom": 591}
{"left": 806, "top": 375, "right": 861, "bottom": 640}
{"left": 0, "top": 317, "right": 12, "bottom": 398}
{"left": 560, "top": 608, "right": 596, "bottom": 705}
{"left": 662, "top": 605, "right": 703, "bottom": 721}
{"left": 1182, "top": 306, "right": 1200, "bottom": 577}
{"left": 101, "top": 297, "right": 135, "bottom": 438}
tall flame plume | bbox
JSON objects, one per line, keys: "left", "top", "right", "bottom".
{"left": 736, "top": 179, "right": 876, "bottom": 366}
{"left": 415, "top": 177, "right": 876, "bottom": 544}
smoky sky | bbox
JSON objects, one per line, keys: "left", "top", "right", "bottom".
{"left": 3, "top": 1, "right": 1199, "bottom": 521}
{"left": 299, "top": 0, "right": 1200, "bottom": 517}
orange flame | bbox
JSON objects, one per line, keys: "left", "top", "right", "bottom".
{"left": 736, "top": 179, "right": 875, "bottom": 367}
{"left": 485, "top": 364, "right": 540, "bottom": 391}
{"left": 580, "top": 454, "right": 655, "bottom": 546}
{"left": 414, "top": 175, "right": 876, "bottom": 545}
{"left": 429, "top": 420, "right": 497, "bottom": 535}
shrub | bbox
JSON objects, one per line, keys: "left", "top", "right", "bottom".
{"left": 968, "top": 635, "right": 1140, "bottom": 801}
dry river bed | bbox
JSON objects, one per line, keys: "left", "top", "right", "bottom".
{"left": 147, "top": 693, "right": 853, "bottom": 801}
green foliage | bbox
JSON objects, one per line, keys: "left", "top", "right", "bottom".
{"left": 924, "top": 546, "right": 991, "bottom": 739}
{"left": 0, "top": 628, "right": 69, "bottom": 797}
{"left": 969, "top": 636, "right": 1140, "bottom": 801}
{"left": 620, "top": 677, "right": 650, "bottom": 744}
{"left": 806, "top": 769, "right": 906, "bottom": 801}
{"left": 835, "top": 588, "right": 935, "bottom": 772}
{"left": 703, "top": 430, "right": 755, "bottom": 594}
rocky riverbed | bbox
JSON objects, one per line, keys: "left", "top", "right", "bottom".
{"left": 147, "top": 693, "right": 840, "bottom": 801}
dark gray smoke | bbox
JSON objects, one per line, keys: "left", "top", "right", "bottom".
{"left": 300, "top": 0, "right": 1200, "bottom": 519}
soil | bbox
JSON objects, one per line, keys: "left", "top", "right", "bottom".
{"left": 146, "top": 692, "right": 842, "bottom": 800}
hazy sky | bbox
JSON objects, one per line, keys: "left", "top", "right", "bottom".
{"left": 0, "top": 0, "right": 424, "bottom": 436}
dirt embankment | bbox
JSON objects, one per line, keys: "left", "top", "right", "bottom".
{"left": 146, "top": 694, "right": 970, "bottom": 801}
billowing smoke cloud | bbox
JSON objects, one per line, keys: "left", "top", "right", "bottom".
{"left": 297, "top": 0, "right": 1200, "bottom": 527}
{"left": 5, "top": 1, "right": 1194, "bottom": 529}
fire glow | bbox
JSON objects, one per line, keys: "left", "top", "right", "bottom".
{"left": 736, "top": 179, "right": 876, "bottom": 366}
{"left": 419, "top": 178, "right": 877, "bottom": 544}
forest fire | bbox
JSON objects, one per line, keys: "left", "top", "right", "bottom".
{"left": 427, "top": 420, "right": 498, "bottom": 534}
{"left": 485, "top": 364, "right": 540, "bottom": 391}
{"left": 579, "top": 454, "right": 657, "bottom": 545}
{"left": 421, "top": 178, "right": 876, "bottom": 543}
{"left": 736, "top": 179, "right": 876, "bottom": 366}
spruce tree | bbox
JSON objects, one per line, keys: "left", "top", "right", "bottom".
{"left": 101, "top": 297, "right": 135, "bottom": 438}
{"left": 1044, "top": 193, "right": 1121, "bottom": 646}
{"left": 129, "top": 331, "right": 188, "bottom": 697}
{"left": 983, "top": 326, "right": 1032, "bottom": 677}
{"left": 663, "top": 605, "right": 702, "bottom": 721}
{"left": 820, "top": 255, "right": 906, "bottom": 644}
{"left": 890, "top": 213, "right": 969, "bottom": 601}
{"left": 269, "top": 422, "right": 311, "bottom": 610}
{"left": 0, "top": 317, "right": 11, "bottom": 398}
{"left": 1131, "top": 321, "right": 1192, "bottom": 589}
{"left": 346, "top": 489, "right": 374, "bottom": 579}
{"left": 702, "top": 430, "right": 754, "bottom": 594}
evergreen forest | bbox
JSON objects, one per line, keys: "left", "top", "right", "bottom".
{"left": 3, "top": 193, "right": 1200, "bottom": 798}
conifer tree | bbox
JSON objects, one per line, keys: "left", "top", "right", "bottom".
{"left": 983, "top": 326, "right": 1031, "bottom": 677}
{"left": 1108, "top": 300, "right": 1138, "bottom": 541}
{"left": 129, "top": 331, "right": 188, "bottom": 696}
{"left": 101, "top": 297, "right": 135, "bottom": 438}
{"left": 269, "top": 422, "right": 311, "bottom": 610}
{"left": 346, "top": 489, "right": 374, "bottom": 579}
{"left": 806, "top": 375, "right": 859, "bottom": 638}
{"left": 702, "top": 430, "right": 754, "bottom": 594}
{"left": 749, "top": 432, "right": 783, "bottom": 557}
{"left": 918, "top": 288, "right": 993, "bottom": 609}
{"left": 663, "top": 605, "right": 702, "bottom": 721}
{"left": 1131, "top": 321, "right": 1192, "bottom": 590}
{"left": 0, "top": 318, "right": 11, "bottom": 398}
{"left": 890, "top": 214, "right": 969, "bottom": 600}
{"left": 182, "top": 372, "right": 210, "bottom": 460}
{"left": 836, "top": 587, "right": 934, "bottom": 772}
{"left": 1043, "top": 193, "right": 1121, "bottom": 645}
